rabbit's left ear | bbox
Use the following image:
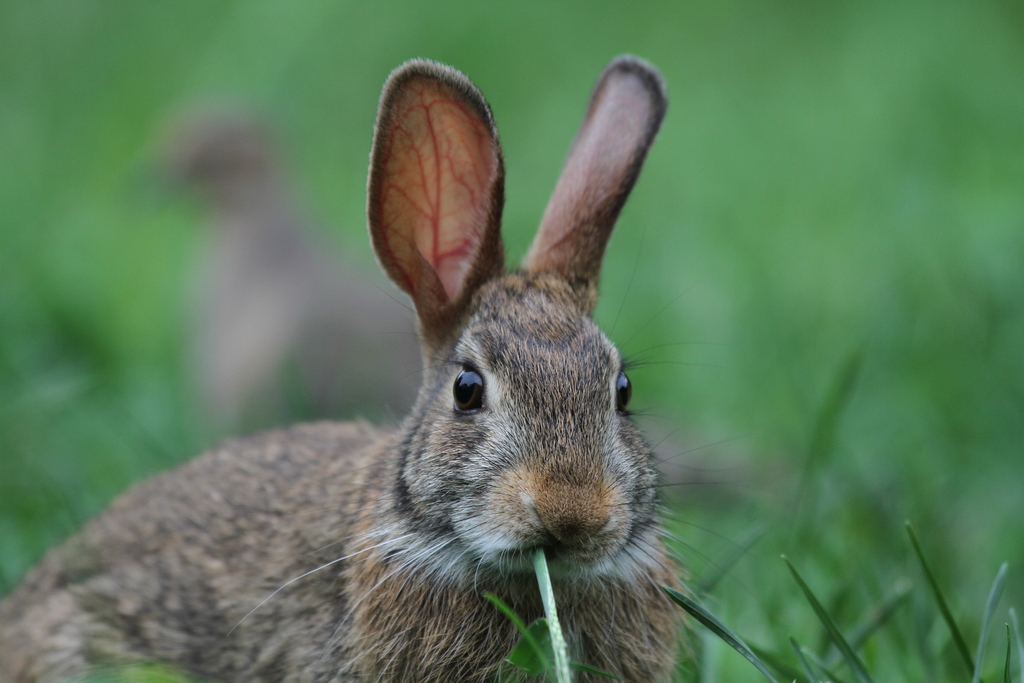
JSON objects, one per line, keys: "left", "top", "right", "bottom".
{"left": 522, "top": 56, "right": 666, "bottom": 311}
{"left": 368, "top": 60, "right": 505, "bottom": 348}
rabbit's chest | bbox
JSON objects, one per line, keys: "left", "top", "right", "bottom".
{"left": 340, "top": 558, "right": 679, "bottom": 682}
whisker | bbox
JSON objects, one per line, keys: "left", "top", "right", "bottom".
{"left": 625, "top": 340, "right": 733, "bottom": 357}
{"left": 372, "top": 283, "right": 415, "bottom": 315}
{"left": 658, "top": 533, "right": 728, "bottom": 583}
{"left": 653, "top": 434, "right": 752, "bottom": 465}
{"left": 659, "top": 512, "right": 755, "bottom": 550}
{"left": 616, "top": 280, "right": 700, "bottom": 352}
{"left": 649, "top": 427, "right": 680, "bottom": 452}
{"left": 626, "top": 360, "right": 726, "bottom": 370}
{"left": 315, "top": 536, "right": 459, "bottom": 667}
{"left": 228, "top": 532, "right": 414, "bottom": 634}
{"left": 397, "top": 362, "right": 460, "bottom": 382}
{"left": 633, "top": 480, "right": 744, "bottom": 491}
{"left": 607, "top": 229, "right": 645, "bottom": 338}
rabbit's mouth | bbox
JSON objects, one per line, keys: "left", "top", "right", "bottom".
{"left": 479, "top": 540, "right": 626, "bottom": 580}
{"left": 536, "top": 544, "right": 616, "bottom": 577}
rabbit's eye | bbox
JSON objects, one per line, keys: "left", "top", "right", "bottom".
{"left": 454, "top": 369, "right": 484, "bottom": 411}
{"left": 616, "top": 371, "right": 632, "bottom": 412}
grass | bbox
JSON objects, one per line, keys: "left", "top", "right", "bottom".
{"left": 1, "top": 0, "right": 1023, "bottom": 681}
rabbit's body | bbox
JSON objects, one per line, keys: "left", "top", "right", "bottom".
{"left": 0, "top": 422, "right": 387, "bottom": 681}
{"left": 1, "top": 57, "right": 682, "bottom": 681}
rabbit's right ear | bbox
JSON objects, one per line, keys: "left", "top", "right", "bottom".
{"left": 368, "top": 60, "right": 505, "bottom": 349}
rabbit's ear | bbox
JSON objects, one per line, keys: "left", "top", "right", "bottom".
{"left": 522, "top": 56, "right": 666, "bottom": 310}
{"left": 368, "top": 60, "right": 505, "bottom": 346}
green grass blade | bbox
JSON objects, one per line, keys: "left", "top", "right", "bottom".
{"left": 973, "top": 563, "right": 1009, "bottom": 683}
{"left": 663, "top": 586, "right": 779, "bottom": 683}
{"left": 790, "top": 636, "right": 822, "bottom": 683}
{"left": 1010, "top": 608, "right": 1023, "bottom": 683}
{"left": 823, "top": 579, "right": 912, "bottom": 669}
{"left": 790, "top": 349, "right": 864, "bottom": 528}
{"left": 782, "top": 556, "right": 874, "bottom": 683}
{"left": 801, "top": 349, "right": 863, "bottom": 476}
{"left": 484, "top": 592, "right": 551, "bottom": 672}
{"left": 748, "top": 642, "right": 806, "bottom": 682}
{"left": 806, "top": 348, "right": 864, "bottom": 468}
{"left": 81, "top": 665, "right": 199, "bottom": 682}
{"left": 906, "top": 521, "right": 976, "bottom": 677}
{"left": 534, "top": 548, "right": 571, "bottom": 683}
{"left": 1005, "top": 624, "right": 1012, "bottom": 683}
{"left": 802, "top": 645, "right": 848, "bottom": 683}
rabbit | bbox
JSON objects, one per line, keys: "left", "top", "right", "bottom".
{"left": 0, "top": 55, "right": 680, "bottom": 682}
{"left": 159, "top": 111, "right": 421, "bottom": 431}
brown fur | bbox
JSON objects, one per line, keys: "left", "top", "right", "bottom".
{"left": 523, "top": 56, "right": 667, "bottom": 311}
{"left": 0, "top": 57, "right": 681, "bottom": 682}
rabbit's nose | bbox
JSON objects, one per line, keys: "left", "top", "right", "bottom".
{"left": 533, "top": 481, "right": 612, "bottom": 548}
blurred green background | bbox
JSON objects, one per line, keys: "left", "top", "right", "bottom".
{"left": 1, "top": 0, "right": 1022, "bottom": 680}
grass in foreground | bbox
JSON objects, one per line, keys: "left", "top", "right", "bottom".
{"left": 664, "top": 525, "right": 1017, "bottom": 683}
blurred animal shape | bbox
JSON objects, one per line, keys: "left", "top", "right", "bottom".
{"left": 161, "top": 112, "right": 421, "bottom": 430}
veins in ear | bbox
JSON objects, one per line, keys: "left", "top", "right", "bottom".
{"left": 378, "top": 82, "right": 496, "bottom": 301}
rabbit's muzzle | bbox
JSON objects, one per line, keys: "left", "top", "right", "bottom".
{"left": 483, "top": 463, "right": 630, "bottom": 571}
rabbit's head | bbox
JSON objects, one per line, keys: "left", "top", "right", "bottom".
{"left": 367, "top": 57, "right": 667, "bottom": 584}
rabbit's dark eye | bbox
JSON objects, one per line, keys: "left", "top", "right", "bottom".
{"left": 454, "top": 369, "right": 484, "bottom": 411}
{"left": 616, "top": 371, "right": 632, "bottom": 412}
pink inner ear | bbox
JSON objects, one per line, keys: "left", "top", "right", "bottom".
{"left": 377, "top": 81, "right": 497, "bottom": 302}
